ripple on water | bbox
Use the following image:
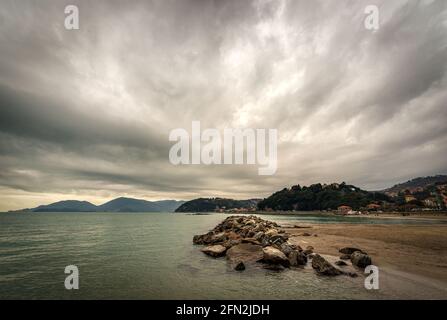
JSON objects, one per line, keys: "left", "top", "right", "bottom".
{"left": 0, "top": 212, "right": 411, "bottom": 299}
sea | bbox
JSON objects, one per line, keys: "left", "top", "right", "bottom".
{"left": 0, "top": 212, "right": 445, "bottom": 299}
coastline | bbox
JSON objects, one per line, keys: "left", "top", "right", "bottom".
{"left": 282, "top": 221, "right": 447, "bottom": 299}
{"left": 253, "top": 210, "right": 447, "bottom": 220}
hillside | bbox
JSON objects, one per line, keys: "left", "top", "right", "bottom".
{"left": 382, "top": 175, "right": 447, "bottom": 194}
{"left": 12, "top": 198, "right": 185, "bottom": 213}
{"left": 98, "top": 197, "right": 185, "bottom": 212}
{"left": 175, "top": 198, "right": 259, "bottom": 212}
{"left": 257, "top": 182, "right": 389, "bottom": 211}
{"left": 33, "top": 200, "right": 97, "bottom": 212}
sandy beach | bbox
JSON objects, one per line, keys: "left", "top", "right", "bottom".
{"left": 283, "top": 221, "right": 447, "bottom": 299}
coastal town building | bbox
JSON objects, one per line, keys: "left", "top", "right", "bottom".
{"left": 404, "top": 194, "right": 417, "bottom": 202}
{"left": 366, "top": 203, "right": 381, "bottom": 210}
{"left": 337, "top": 205, "right": 352, "bottom": 213}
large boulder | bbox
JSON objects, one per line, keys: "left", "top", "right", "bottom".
{"left": 311, "top": 254, "right": 342, "bottom": 276}
{"left": 226, "top": 243, "right": 264, "bottom": 266}
{"left": 193, "top": 232, "right": 213, "bottom": 245}
{"left": 262, "top": 246, "right": 290, "bottom": 267}
{"left": 210, "top": 232, "right": 227, "bottom": 244}
{"left": 289, "top": 250, "right": 307, "bottom": 266}
{"left": 193, "top": 231, "right": 227, "bottom": 245}
{"left": 279, "top": 242, "right": 294, "bottom": 256}
{"left": 270, "top": 234, "right": 288, "bottom": 245}
{"left": 201, "top": 245, "right": 227, "bottom": 257}
{"left": 350, "top": 251, "right": 372, "bottom": 268}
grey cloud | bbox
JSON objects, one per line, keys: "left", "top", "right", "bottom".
{"left": 0, "top": 0, "right": 446, "bottom": 210}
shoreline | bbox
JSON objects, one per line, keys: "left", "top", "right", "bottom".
{"left": 252, "top": 210, "right": 447, "bottom": 221}
{"left": 283, "top": 221, "right": 447, "bottom": 299}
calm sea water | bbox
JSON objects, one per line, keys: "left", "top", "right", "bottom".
{"left": 0, "top": 212, "right": 443, "bottom": 299}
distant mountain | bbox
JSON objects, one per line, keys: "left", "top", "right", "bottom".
{"left": 97, "top": 197, "right": 185, "bottom": 212}
{"left": 175, "top": 198, "right": 259, "bottom": 212}
{"left": 382, "top": 175, "right": 447, "bottom": 194}
{"left": 257, "top": 182, "right": 389, "bottom": 211}
{"left": 11, "top": 198, "right": 185, "bottom": 213}
{"left": 33, "top": 200, "right": 97, "bottom": 212}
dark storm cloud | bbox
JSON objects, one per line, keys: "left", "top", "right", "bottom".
{"left": 0, "top": 0, "right": 446, "bottom": 210}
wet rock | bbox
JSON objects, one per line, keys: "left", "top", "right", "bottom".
{"left": 193, "top": 232, "right": 213, "bottom": 245}
{"left": 350, "top": 251, "right": 372, "bottom": 268}
{"left": 226, "top": 243, "right": 263, "bottom": 266}
{"left": 311, "top": 254, "right": 342, "bottom": 276}
{"left": 270, "top": 234, "right": 288, "bottom": 245}
{"left": 289, "top": 250, "right": 307, "bottom": 266}
{"left": 261, "top": 237, "right": 270, "bottom": 247}
{"left": 279, "top": 242, "right": 294, "bottom": 256}
{"left": 222, "top": 239, "right": 241, "bottom": 249}
{"left": 201, "top": 245, "right": 227, "bottom": 257}
{"left": 254, "top": 231, "right": 265, "bottom": 241}
{"left": 210, "top": 232, "right": 227, "bottom": 244}
{"left": 262, "top": 246, "right": 290, "bottom": 267}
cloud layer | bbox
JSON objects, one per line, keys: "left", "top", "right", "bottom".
{"left": 0, "top": 0, "right": 446, "bottom": 210}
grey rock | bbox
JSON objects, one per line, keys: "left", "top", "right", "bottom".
{"left": 311, "top": 254, "right": 342, "bottom": 276}
{"left": 262, "top": 246, "right": 290, "bottom": 267}
{"left": 201, "top": 245, "right": 227, "bottom": 257}
{"left": 350, "top": 251, "right": 372, "bottom": 268}
{"left": 289, "top": 250, "right": 308, "bottom": 266}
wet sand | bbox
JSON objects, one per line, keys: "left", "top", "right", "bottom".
{"left": 284, "top": 222, "right": 447, "bottom": 299}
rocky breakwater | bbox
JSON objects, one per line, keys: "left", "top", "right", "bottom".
{"left": 193, "top": 216, "right": 372, "bottom": 277}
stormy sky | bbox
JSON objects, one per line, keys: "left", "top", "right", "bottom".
{"left": 0, "top": 0, "right": 446, "bottom": 210}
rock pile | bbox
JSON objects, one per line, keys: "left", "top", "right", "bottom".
{"left": 193, "top": 215, "right": 371, "bottom": 277}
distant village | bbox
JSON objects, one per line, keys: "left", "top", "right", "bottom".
{"left": 212, "top": 181, "right": 447, "bottom": 215}
{"left": 317, "top": 182, "right": 447, "bottom": 215}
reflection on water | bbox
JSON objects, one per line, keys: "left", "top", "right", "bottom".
{"left": 0, "top": 212, "right": 441, "bottom": 299}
